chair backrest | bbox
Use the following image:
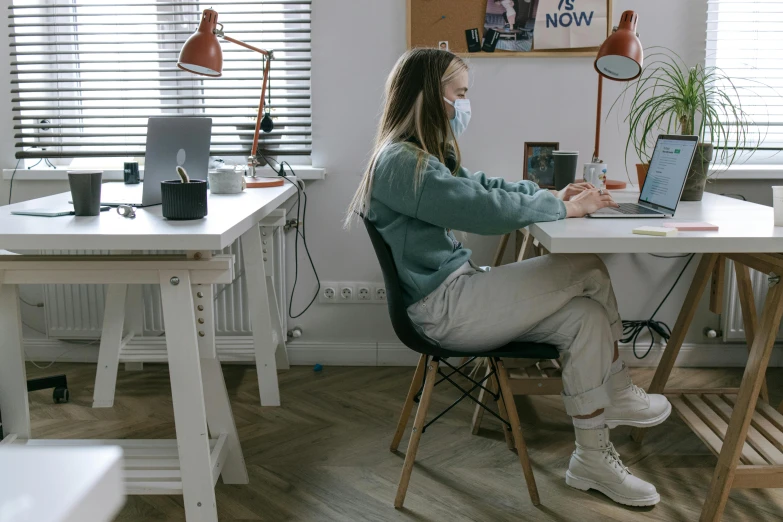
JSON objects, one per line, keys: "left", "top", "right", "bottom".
{"left": 362, "top": 217, "right": 443, "bottom": 356}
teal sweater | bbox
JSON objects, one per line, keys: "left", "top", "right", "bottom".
{"left": 369, "top": 142, "right": 567, "bottom": 307}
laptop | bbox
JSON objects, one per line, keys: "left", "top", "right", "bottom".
{"left": 588, "top": 134, "right": 699, "bottom": 218}
{"left": 100, "top": 117, "right": 212, "bottom": 207}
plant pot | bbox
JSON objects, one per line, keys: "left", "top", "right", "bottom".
{"left": 161, "top": 179, "right": 208, "bottom": 220}
{"left": 680, "top": 143, "right": 714, "bottom": 202}
{"left": 635, "top": 163, "right": 649, "bottom": 188}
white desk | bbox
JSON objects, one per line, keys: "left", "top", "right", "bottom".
{"left": 528, "top": 191, "right": 783, "bottom": 520}
{"left": 0, "top": 182, "right": 296, "bottom": 522}
{"left": 0, "top": 446, "right": 124, "bottom": 522}
{"left": 0, "top": 184, "right": 294, "bottom": 251}
{"left": 530, "top": 191, "right": 783, "bottom": 254}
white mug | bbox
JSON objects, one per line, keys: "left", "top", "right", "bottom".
{"left": 208, "top": 167, "right": 245, "bottom": 194}
{"left": 583, "top": 162, "right": 607, "bottom": 189}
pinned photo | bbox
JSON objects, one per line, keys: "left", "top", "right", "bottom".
{"left": 438, "top": 41, "right": 449, "bottom": 51}
{"left": 484, "top": 0, "right": 539, "bottom": 52}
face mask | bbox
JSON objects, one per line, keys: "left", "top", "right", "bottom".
{"left": 444, "top": 97, "right": 471, "bottom": 138}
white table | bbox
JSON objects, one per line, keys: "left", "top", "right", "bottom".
{"left": 530, "top": 191, "right": 783, "bottom": 254}
{"left": 529, "top": 191, "right": 783, "bottom": 521}
{"left": 0, "top": 445, "right": 124, "bottom": 522}
{"left": 0, "top": 182, "right": 296, "bottom": 522}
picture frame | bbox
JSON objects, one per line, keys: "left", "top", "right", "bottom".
{"left": 523, "top": 142, "right": 559, "bottom": 189}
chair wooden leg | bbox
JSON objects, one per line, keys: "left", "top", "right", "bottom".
{"left": 390, "top": 354, "right": 427, "bottom": 452}
{"left": 517, "top": 229, "right": 537, "bottom": 262}
{"left": 394, "top": 358, "right": 439, "bottom": 509}
{"left": 494, "top": 358, "right": 541, "bottom": 506}
{"left": 493, "top": 233, "right": 511, "bottom": 267}
{"left": 471, "top": 358, "right": 491, "bottom": 435}
{"left": 493, "top": 369, "right": 516, "bottom": 451}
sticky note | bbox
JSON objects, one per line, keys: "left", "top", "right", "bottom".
{"left": 663, "top": 222, "right": 719, "bottom": 231}
{"left": 633, "top": 226, "right": 678, "bottom": 237}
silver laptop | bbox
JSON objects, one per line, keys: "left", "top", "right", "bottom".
{"left": 100, "top": 117, "right": 212, "bottom": 207}
{"left": 588, "top": 134, "right": 699, "bottom": 218}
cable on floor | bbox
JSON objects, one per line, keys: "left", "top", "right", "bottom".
{"left": 621, "top": 253, "right": 695, "bottom": 359}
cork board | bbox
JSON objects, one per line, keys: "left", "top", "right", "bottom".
{"left": 407, "top": 0, "right": 612, "bottom": 58}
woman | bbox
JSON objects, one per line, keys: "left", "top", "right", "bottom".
{"left": 496, "top": 0, "right": 518, "bottom": 30}
{"left": 346, "top": 49, "right": 671, "bottom": 507}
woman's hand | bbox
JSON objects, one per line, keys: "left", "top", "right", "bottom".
{"left": 564, "top": 188, "right": 619, "bottom": 218}
{"left": 553, "top": 182, "right": 594, "bottom": 201}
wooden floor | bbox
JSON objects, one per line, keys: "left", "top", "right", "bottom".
{"left": 24, "top": 362, "right": 783, "bottom": 521}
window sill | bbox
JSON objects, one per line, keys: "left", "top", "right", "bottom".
{"left": 712, "top": 165, "right": 783, "bottom": 180}
{"left": 2, "top": 165, "right": 327, "bottom": 182}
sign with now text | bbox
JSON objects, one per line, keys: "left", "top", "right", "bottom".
{"left": 534, "top": 0, "right": 607, "bottom": 50}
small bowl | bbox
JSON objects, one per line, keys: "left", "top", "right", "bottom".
{"left": 208, "top": 168, "right": 245, "bottom": 194}
{"left": 161, "top": 179, "right": 207, "bottom": 220}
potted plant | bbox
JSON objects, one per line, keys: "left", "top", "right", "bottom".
{"left": 611, "top": 48, "right": 761, "bottom": 200}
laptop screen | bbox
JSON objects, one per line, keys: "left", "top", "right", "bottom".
{"left": 639, "top": 137, "right": 698, "bottom": 211}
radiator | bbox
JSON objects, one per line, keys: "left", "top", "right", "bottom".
{"left": 42, "top": 218, "right": 286, "bottom": 339}
{"left": 722, "top": 260, "right": 783, "bottom": 341}
{"left": 139, "top": 240, "right": 251, "bottom": 336}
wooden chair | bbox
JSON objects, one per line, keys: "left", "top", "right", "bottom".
{"left": 363, "top": 217, "right": 558, "bottom": 509}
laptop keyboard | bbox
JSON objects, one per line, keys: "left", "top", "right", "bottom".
{"left": 612, "top": 203, "right": 663, "bottom": 215}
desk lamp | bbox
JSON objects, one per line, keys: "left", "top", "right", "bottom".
{"left": 593, "top": 10, "right": 643, "bottom": 163}
{"left": 178, "top": 9, "right": 273, "bottom": 177}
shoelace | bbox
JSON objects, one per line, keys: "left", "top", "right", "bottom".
{"left": 604, "top": 442, "right": 631, "bottom": 475}
{"left": 631, "top": 383, "right": 648, "bottom": 400}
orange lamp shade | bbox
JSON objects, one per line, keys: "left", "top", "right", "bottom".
{"left": 178, "top": 9, "right": 223, "bottom": 77}
{"left": 595, "top": 10, "right": 643, "bottom": 81}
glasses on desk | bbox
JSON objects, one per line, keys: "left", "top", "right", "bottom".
{"left": 116, "top": 205, "right": 136, "bottom": 219}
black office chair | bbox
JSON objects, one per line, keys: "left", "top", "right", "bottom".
{"left": 363, "top": 217, "right": 559, "bottom": 509}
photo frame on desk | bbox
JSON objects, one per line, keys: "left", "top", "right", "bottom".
{"left": 523, "top": 142, "right": 559, "bottom": 189}
{"left": 407, "top": 0, "right": 612, "bottom": 58}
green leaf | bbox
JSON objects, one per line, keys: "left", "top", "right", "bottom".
{"left": 608, "top": 46, "right": 771, "bottom": 178}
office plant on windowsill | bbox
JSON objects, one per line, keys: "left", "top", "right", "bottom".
{"left": 610, "top": 47, "right": 765, "bottom": 201}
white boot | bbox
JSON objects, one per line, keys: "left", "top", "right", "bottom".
{"left": 566, "top": 427, "right": 660, "bottom": 507}
{"left": 604, "top": 364, "right": 671, "bottom": 429}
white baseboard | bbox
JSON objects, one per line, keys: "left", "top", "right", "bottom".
{"left": 22, "top": 337, "right": 783, "bottom": 368}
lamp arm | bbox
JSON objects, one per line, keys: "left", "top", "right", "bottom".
{"left": 593, "top": 74, "right": 603, "bottom": 162}
{"left": 217, "top": 31, "right": 272, "bottom": 173}
{"left": 221, "top": 33, "right": 271, "bottom": 57}
{"left": 251, "top": 55, "right": 272, "bottom": 162}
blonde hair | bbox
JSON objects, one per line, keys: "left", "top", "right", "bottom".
{"left": 344, "top": 49, "right": 468, "bottom": 227}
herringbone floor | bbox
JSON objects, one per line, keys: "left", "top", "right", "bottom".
{"left": 24, "top": 362, "right": 783, "bottom": 521}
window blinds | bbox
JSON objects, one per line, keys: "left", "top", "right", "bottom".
{"left": 707, "top": 0, "right": 783, "bottom": 163}
{"left": 9, "top": 0, "right": 311, "bottom": 160}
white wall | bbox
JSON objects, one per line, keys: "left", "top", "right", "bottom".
{"left": 2, "top": 0, "right": 775, "bottom": 359}
{"left": 300, "top": 0, "right": 726, "bottom": 348}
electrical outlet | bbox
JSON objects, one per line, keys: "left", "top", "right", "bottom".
{"left": 320, "top": 282, "right": 386, "bottom": 304}
{"left": 357, "top": 286, "right": 372, "bottom": 301}
{"left": 339, "top": 285, "right": 354, "bottom": 301}
{"left": 319, "top": 284, "right": 337, "bottom": 304}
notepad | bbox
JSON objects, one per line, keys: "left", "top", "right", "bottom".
{"left": 663, "top": 222, "right": 719, "bottom": 231}
{"left": 633, "top": 226, "right": 678, "bottom": 237}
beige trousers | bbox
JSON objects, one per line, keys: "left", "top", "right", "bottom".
{"left": 407, "top": 254, "right": 623, "bottom": 416}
